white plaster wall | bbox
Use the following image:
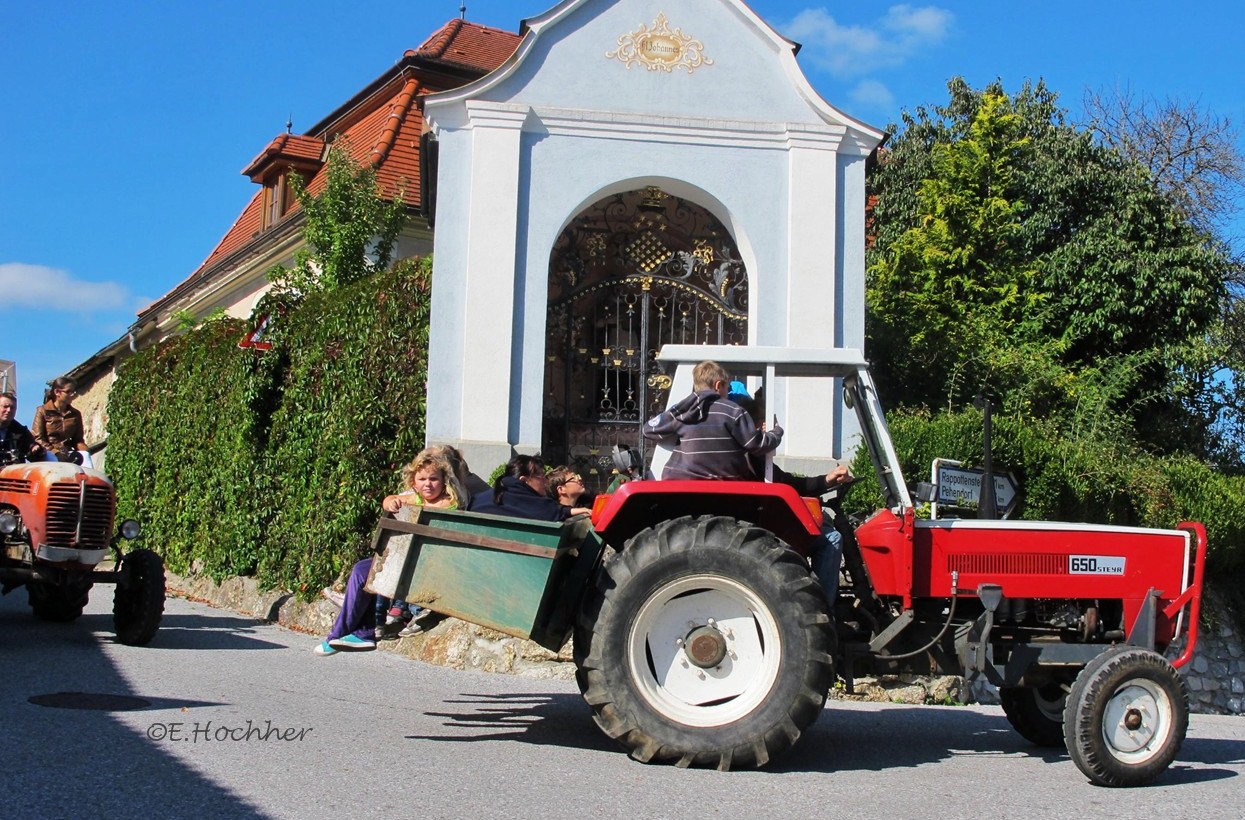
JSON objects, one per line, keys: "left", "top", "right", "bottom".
{"left": 425, "top": 0, "right": 882, "bottom": 468}
{"left": 484, "top": 0, "right": 823, "bottom": 125}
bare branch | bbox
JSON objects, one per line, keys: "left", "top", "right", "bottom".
{"left": 1083, "top": 85, "right": 1245, "bottom": 235}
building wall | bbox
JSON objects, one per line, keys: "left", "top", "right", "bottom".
{"left": 424, "top": 0, "right": 882, "bottom": 473}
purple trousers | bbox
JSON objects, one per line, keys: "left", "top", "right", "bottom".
{"left": 326, "top": 558, "right": 377, "bottom": 641}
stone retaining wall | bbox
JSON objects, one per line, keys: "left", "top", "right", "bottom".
{"left": 1168, "top": 589, "right": 1245, "bottom": 715}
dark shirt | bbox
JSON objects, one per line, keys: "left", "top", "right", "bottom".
{"left": 467, "top": 476, "right": 571, "bottom": 522}
{"left": 0, "top": 420, "right": 43, "bottom": 465}
{"left": 643, "top": 389, "right": 782, "bottom": 481}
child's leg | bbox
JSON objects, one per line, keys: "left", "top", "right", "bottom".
{"left": 326, "top": 558, "right": 378, "bottom": 641}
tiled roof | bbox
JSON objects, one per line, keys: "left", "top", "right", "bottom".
{"left": 146, "top": 19, "right": 520, "bottom": 322}
{"left": 411, "top": 18, "right": 520, "bottom": 73}
{"left": 242, "top": 133, "right": 326, "bottom": 180}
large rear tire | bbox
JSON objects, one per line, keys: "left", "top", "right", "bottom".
{"left": 574, "top": 515, "right": 834, "bottom": 770}
{"left": 1000, "top": 684, "right": 1068, "bottom": 747}
{"left": 1063, "top": 645, "right": 1188, "bottom": 787}
{"left": 27, "top": 580, "right": 91, "bottom": 622}
{"left": 113, "top": 548, "right": 166, "bottom": 646}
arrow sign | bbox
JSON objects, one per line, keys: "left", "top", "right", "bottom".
{"left": 935, "top": 464, "right": 1019, "bottom": 517}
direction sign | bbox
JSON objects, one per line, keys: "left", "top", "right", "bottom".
{"left": 934, "top": 462, "right": 1019, "bottom": 517}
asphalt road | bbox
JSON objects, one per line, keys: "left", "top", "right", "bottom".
{"left": 2, "top": 587, "right": 1243, "bottom": 820}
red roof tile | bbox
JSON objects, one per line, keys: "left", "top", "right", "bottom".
{"left": 241, "top": 133, "right": 325, "bottom": 180}
{"left": 413, "top": 19, "right": 521, "bottom": 73}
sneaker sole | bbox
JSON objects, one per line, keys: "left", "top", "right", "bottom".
{"left": 328, "top": 639, "right": 376, "bottom": 650}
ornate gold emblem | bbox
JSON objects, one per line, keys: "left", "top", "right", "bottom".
{"left": 607, "top": 13, "right": 713, "bottom": 74}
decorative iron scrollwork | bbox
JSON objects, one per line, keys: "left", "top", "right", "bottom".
{"left": 544, "top": 187, "right": 749, "bottom": 493}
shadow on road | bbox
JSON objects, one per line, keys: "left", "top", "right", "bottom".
{"left": 413, "top": 691, "right": 616, "bottom": 754}
{"left": 0, "top": 593, "right": 271, "bottom": 818}
{"left": 121, "top": 612, "right": 290, "bottom": 651}
{"left": 416, "top": 686, "right": 1245, "bottom": 784}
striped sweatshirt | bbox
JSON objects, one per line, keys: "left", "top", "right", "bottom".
{"left": 643, "top": 389, "right": 782, "bottom": 481}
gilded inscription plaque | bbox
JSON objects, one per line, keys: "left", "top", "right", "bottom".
{"left": 607, "top": 13, "right": 713, "bottom": 74}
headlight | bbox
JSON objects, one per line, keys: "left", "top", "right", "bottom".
{"left": 119, "top": 519, "right": 141, "bottom": 540}
{"left": 0, "top": 512, "right": 18, "bottom": 535}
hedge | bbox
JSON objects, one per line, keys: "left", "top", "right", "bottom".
{"left": 107, "top": 258, "right": 433, "bottom": 594}
{"left": 846, "top": 408, "right": 1245, "bottom": 572}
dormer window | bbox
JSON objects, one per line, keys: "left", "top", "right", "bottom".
{"left": 263, "top": 174, "right": 291, "bottom": 229}
{"left": 242, "top": 133, "right": 325, "bottom": 231}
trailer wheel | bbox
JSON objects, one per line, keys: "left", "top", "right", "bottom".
{"left": 27, "top": 580, "right": 92, "bottom": 622}
{"left": 1063, "top": 645, "right": 1188, "bottom": 787}
{"left": 574, "top": 515, "right": 834, "bottom": 770}
{"left": 113, "top": 549, "right": 166, "bottom": 646}
{"left": 1000, "top": 684, "right": 1067, "bottom": 747}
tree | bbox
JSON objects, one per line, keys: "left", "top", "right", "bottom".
{"left": 270, "top": 138, "right": 408, "bottom": 298}
{"left": 1082, "top": 87, "right": 1244, "bottom": 236}
{"left": 868, "top": 88, "right": 1046, "bottom": 407}
{"left": 867, "top": 78, "right": 1234, "bottom": 461}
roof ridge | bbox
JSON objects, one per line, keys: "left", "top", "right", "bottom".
{"left": 369, "top": 77, "right": 421, "bottom": 167}
{"left": 416, "top": 18, "right": 464, "bottom": 59}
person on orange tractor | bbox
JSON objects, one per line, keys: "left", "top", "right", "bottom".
{"left": 0, "top": 392, "right": 44, "bottom": 465}
{"left": 641, "top": 360, "right": 781, "bottom": 480}
{"left": 33, "top": 377, "right": 90, "bottom": 465}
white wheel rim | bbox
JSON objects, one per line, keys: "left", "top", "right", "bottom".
{"left": 627, "top": 574, "right": 781, "bottom": 728}
{"left": 1102, "top": 680, "right": 1174, "bottom": 762}
{"left": 1034, "top": 687, "right": 1066, "bottom": 723}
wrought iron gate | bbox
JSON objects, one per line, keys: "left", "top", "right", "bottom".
{"left": 542, "top": 187, "right": 748, "bottom": 493}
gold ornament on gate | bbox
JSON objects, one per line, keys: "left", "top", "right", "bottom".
{"left": 607, "top": 13, "right": 713, "bottom": 74}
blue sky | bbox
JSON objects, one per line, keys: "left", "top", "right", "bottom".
{"left": 2, "top": 0, "right": 1243, "bottom": 424}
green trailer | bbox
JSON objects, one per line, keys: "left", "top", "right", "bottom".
{"left": 367, "top": 507, "right": 604, "bottom": 652}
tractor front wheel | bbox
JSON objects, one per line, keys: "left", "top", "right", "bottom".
{"left": 1063, "top": 645, "right": 1188, "bottom": 787}
{"left": 574, "top": 515, "right": 834, "bottom": 770}
{"left": 113, "top": 548, "right": 166, "bottom": 646}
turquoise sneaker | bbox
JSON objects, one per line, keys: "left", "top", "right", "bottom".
{"left": 329, "top": 634, "right": 376, "bottom": 650}
{"left": 313, "top": 641, "right": 337, "bottom": 656}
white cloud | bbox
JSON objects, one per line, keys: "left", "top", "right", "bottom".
{"left": 850, "top": 79, "right": 896, "bottom": 110}
{"left": 0, "top": 262, "right": 130, "bottom": 313}
{"left": 783, "top": 4, "right": 953, "bottom": 78}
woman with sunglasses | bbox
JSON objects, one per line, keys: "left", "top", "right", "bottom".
{"left": 33, "top": 377, "right": 89, "bottom": 465}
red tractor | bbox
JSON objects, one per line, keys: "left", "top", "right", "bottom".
{"left": 0, "top": 459, "right": 164, "bottom": 645}
{"left": 377, "top": 345, "right": 1205, "bottom": 787}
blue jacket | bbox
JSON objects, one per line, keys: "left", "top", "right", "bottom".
{"left": 467, "top": 476, "right": 570, "bottom": 522}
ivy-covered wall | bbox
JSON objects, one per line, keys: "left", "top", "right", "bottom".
{"left": 107, "top": 258, "right": 432, "bottom": 594}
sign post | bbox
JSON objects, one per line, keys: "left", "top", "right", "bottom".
{"left": 931, "top": 459, "right": 1019, "bottom": 518}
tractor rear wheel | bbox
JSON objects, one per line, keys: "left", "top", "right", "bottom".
{"left": 27, "top": 580, "right": 91, "bottom": 622}
{"left": 1063, "top": 645, "right": 1188, "bottom": 787}
{"left": 113, "top": 548, "right": 166, "bottom": 646}
{"left": 574, "top": 515, "right": 834, "bottom": 770}
{"left": 1000, "top": 684, "right": 1068, "bottom": 747}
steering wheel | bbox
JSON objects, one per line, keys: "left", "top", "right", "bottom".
{"left": 820, "top": 473, "right": 863, "bottom": 501}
